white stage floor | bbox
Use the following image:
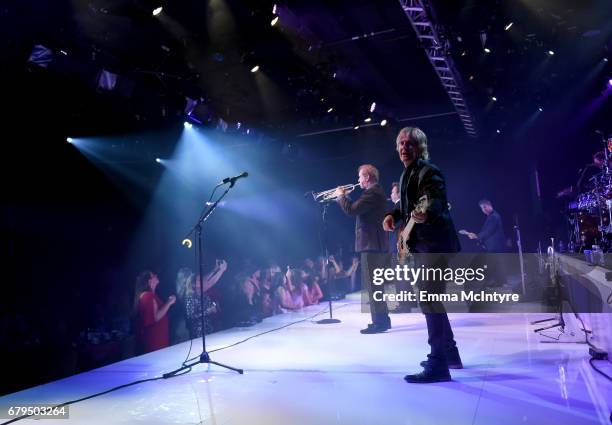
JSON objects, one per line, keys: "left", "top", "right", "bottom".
{"left": 1, "top": 295, "right": 611, "bottom": 425}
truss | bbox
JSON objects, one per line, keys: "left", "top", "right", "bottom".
{"left": 399, "top": 0, "right": 476, "bottom": 137}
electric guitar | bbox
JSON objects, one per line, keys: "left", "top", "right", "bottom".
{"left": 397, "top": 195, "right": 429, "bottom": 262}
{"left": 458, "top": 229, "right": 487, "bottom": 251}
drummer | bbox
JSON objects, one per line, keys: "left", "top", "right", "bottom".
{"left": 557, "top": 151, "right": 609, "bottom": 198}
{"left": 577, "top": 151, "right": 608, "bottom": 191}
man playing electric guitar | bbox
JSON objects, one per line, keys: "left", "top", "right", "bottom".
{"left": 459, "top": 199, "right": 505, "bottom": 252}
{"left": 383, "top": 127, "right": 463, "bottom": 383}
{"left": 458, "top": 229, "right": 488, "bottom": 251}
{"left": 459, "top": 199, "right": 507, "bottom": 287}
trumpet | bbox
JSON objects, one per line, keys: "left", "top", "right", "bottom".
{"left": 313, "top": 183, "right": 360, "bottom": 202}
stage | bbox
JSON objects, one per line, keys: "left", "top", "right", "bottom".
{"left": 1, "top": 294, "right": 610, "bottom": 425}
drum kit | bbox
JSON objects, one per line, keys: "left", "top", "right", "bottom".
{"left": 564, "top": 137, "right": 612, "bottom": 252}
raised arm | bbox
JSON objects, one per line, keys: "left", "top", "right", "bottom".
{"left": 329, "top": 255, "right": 342, "bottom": 274}
{"left": 337, "top": 190, "right": 379, "bottom": 216}
{"left": 346, "top": 257, "right": 359, "bottom": 276}
{"left": 277, "top": 285, "right": 297, "bottom": 310}
{"left": 302, "top": 284, "right": 313, "bottom": 306}
{"left": 201, "top": 260, "right": 228, "bottom": 292}
{"left": 140, "top": 292, "right": 175, "bottom": 324}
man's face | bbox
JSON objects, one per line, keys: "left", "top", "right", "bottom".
{"left": 358, "top": 170, "right": 369, "bottom": 189}
{"left": 480, "top": 204, "right": 493, "bottom": 215}
{"left": 397, "top": 135, "right": 420, "bottom": 166}
{"left": 391, "top": 185, "right": 400, "bottom": 203}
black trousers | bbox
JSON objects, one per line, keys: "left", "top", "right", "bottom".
{"left": 486, "top": 252, "right": 507, "bottom": 286}
{"left": 417, "top": 255, "right": 457, "bottom": 368}
{"left": 361, "top": 251, "right": 390, "bottom": 326}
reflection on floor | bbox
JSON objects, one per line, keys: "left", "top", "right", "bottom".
{"left": 1, "top": 294, "right": 610, "bottom": 425}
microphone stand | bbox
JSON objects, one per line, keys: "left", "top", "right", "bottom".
{"left": 164, "top": 180, "right": 243, "bottom": 378}
{"left": 531, "top": 241, "right": 586, "bottom": 343}
{"left": 514, "top": 220, "right": 526, "bottom": 295}
{"left": 317, "top": 201, "right": 341, "bottom": 324}
{"left": 531, "top": 240, "right": 562, "bottom": 330}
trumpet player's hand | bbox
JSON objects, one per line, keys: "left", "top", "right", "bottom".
{"left": 383, "top": 215, "right": 395, "bottom": 232}
{"left": 334, "top": 186, "right": 346, "bottom": 198}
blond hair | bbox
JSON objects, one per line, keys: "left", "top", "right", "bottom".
{"left": 395, "top": 127, "right": 430, "bottom": 160}
{"left": 358, "top": 164, "right": 380, "bottom": 183}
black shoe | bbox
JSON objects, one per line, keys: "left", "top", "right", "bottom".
{"left": 389, "top": 306, "right": 411, "bottom": 314}
{"left": 404, "top": 359, "right": 452, "bottom": 384}
{"left": 420, "top": 347, "right": 463, "bottom": 369}
{"left": 404, "top": 368, "right": 451, "bottom": 383}
{"left": 360, "top": 322, "right": 391, "bottom": 334}
{"left": 420, "top": 358, "right": 463, "bottom": 369}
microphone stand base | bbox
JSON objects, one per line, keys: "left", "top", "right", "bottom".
{"left": 164, "top": 351, "right": 244, "bottom": 378}
{"left": 316, "top": 318, "right": 341, "bottom": 324}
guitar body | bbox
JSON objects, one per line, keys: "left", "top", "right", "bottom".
{"left": 397, "top": 195, "right": 429, "bottom": 263}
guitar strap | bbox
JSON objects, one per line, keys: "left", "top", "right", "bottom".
{"left": 400, "top": 161, "right": 432, "bottom": 220}
{"left": 412, "top": 163, "right": 431, "bottom": 211}
{"left": 417, "top": 165, "right": 431, "bottom": 191}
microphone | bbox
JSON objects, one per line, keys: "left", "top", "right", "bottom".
{"left": 220, "top": 171, "right": 248, "bottom": 185}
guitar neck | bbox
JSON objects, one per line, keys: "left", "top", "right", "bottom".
{"left": 397, "top": 195, "right": 429, "bottom": 259}
{"left": 404, "top": 217, "right": 417, "bottom": 235}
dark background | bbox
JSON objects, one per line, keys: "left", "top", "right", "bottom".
{"left": 1, "top": 0, "right": 611, "bottom": 394}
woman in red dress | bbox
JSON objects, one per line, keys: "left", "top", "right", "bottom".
{"left": 134, "top": 271, "right": 176, "bottom": 354}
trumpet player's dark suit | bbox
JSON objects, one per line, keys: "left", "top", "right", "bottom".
{"left": 337, "top": 183, "right": 390, "bottom": 328}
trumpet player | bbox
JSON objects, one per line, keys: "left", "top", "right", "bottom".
{"left": 334, "top": 164, "right": 390, "bottom": 334}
